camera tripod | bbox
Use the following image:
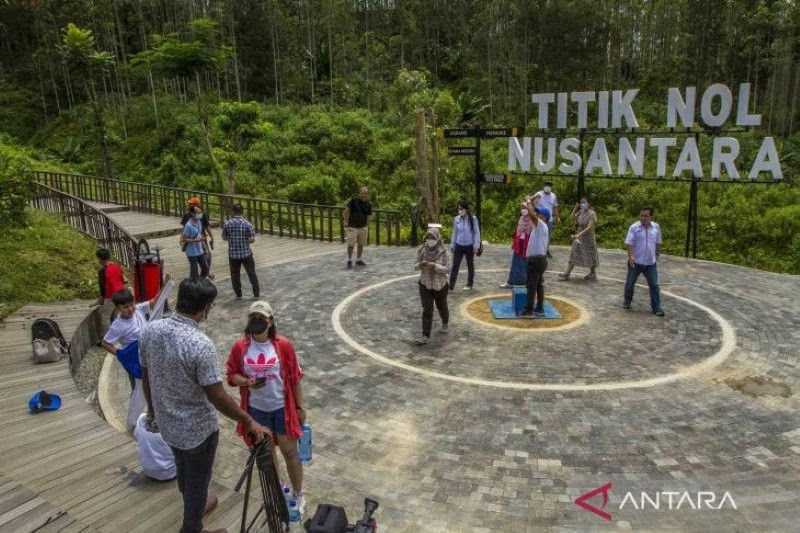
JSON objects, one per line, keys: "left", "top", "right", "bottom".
{"left": 235, "top": 439, "right": 290, "bottom": 533}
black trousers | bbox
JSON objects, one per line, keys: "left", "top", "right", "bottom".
{"left": 449, "top": 244, "right": 475, "bottom": 288}
{"left": 229, "top": 254, "right": 260, "bottom": 297}
{"left": 170, "top": 431, "right": 219, "bottom": 533}
{"left": 188, "top": 255, "right": 209, "bottom": 280}
{"left": 525, "top": 256, "right": 548, "bottom": 312}
{"left": 419, "top": 282, "right": 449, "bottom": 337}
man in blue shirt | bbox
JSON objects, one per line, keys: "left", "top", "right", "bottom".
{"left": 624, "top": 207, "right": 665, "bottom": 316}
{"left": 222, "top": 203, "right": 260, "bottom": 299}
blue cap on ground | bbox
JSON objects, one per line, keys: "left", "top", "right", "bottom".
{"left": 535, "top": 207, "right": 551, "bottom": 222}
{"left": 28, "top": 390, "right": 61, "bottom": 413}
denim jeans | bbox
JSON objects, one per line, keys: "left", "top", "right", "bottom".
{"left": 188, "top": 254, "right": 209, "bottom": 280}
{"left": 624, "top": 262, "right": 662, "bottom": 312}
{"left": 170, "top": 431, "right": 219, "bottom": 533}
{"left": 449, "top": 244, "right": 475, "bottom": 288}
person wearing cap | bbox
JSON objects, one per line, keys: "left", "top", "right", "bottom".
{"left": 534, "top": 182, "right": 559, "bottom": 257}
{"left": 181, "top": 197, "right": 215, "bottom": 279}
{"left": 225, "top": 301, "right": 307, "bottom": 514}
{"left": 182, "top": 205, "right": 210, "bottom": 280}
{"left": 521, "top": 200, "right": 550, "bottom": 316}
{"left": 414, "top": 224, "right": 450, "bottom": 345}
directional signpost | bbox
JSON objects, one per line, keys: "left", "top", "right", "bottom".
{"left": 443, "top": 127, "right": 521, "bottom": 222}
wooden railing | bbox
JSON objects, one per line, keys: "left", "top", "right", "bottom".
{"left": 32, "top": 171, "right": 405, "bottom": 246}
{"left": 29, "top": 182, "right": 140, "bottom": 270}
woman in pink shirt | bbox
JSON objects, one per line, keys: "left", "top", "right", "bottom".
{"left": 500, "top": 202, "right": 533, "bottom": 288}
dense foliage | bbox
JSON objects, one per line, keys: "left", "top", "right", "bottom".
{"left": 0, "top": 1, "right": 799, "bottom": 273}
{"left": 0, "top": 209, "right": 99, "bottom": 319}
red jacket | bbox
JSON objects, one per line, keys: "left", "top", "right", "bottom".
{"left": 225, "top": 335, "right": 304, "bottom": 445}
{"left": 512, "top": 231, "right": 531, "bottom": 258}
{"left": 100, "top": 261, "right": 126, "bottom": 298}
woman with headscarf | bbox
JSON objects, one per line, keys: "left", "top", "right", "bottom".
{"left": 225, "top": 301, "right": 307, "bottom": 512}
{"left": 414, "top": 224, "right": 450, "bottom": 345}
{"left": 500, "top": 201, "right": 534, "bottom": 288}
{"left": 558, "top": 197, "right": 599, "bottom": 281}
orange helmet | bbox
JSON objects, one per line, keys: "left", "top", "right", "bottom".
{"left": 187, "top": 196, "right": 202, "bottom": 207}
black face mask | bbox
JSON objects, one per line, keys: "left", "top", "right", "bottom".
{"left": 247, "top": 317, "right": 269, "bottom": 335}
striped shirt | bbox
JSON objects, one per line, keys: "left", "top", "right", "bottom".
{"left": 222, "top": 216, "right": 255, "bottom": 259}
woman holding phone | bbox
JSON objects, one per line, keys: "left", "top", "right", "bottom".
{"left": 225, "top": 301, "right": 307, "bottom": 512}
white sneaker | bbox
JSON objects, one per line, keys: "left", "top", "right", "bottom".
{"left": 462, "top": 286, "right": 473, "bottom": 291}
{"left": 413, "top": 335, "right": 429, "bottom": 345}
{"left": 499, "top": 283, "right": 511, "bottom": 288}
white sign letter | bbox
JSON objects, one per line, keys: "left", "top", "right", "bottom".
{"left": 650, "top": 137, "right": 677, "bottom": 177}
{"left": 557, "top": 92, "right": 568, "bottom": 129}
{"left": 533, "top": 137, "right": 557, "bottom": 172}
{"left": 667, "top": 87, "right": 696, "bottom": 128}
{"left": 611, "top": 89, "right": 640, "bottom": 128}
{"left": 585, "top": 138, "right": 612, "bottom": 175}
{"left": 558, "top": 138, "right": 581, "bottom": 174}
{"left": 701, "top": 83, "right": 733, "bottom": 127}
{"left": 531, "top": 93, "right": 555, "bottom": 129}
{"left": 711, "top": 137, "right": 740, "bottom": 179}
{"left": 618, "top": 137, "right": 646, "bottom": 176}
{"left": 736, "top": 83, "right": 762, "bottom": 126}
{"left": 507, "top": 137, "right": 531, "bottom": 171}
{"left": 571, "top": 91, "right": 595, "bottom": 129}
{"left": 674, "top": 137, "right": 704, "bottom": 178}
{"left": 749, "top": 137, "right": 783, "bottom": 180}
{"left": 598, "top": 91, "right": 609, "bottom": 128}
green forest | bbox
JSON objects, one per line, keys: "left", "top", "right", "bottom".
{"left": 1, "top": 0, "right": 800, "bottom": 273}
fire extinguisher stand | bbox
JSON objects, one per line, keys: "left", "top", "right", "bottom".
{"left": 134, "top": 239, "right": 164, "bottom": 303}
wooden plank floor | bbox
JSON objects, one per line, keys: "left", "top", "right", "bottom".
{"left": 0, "top": 202, "right": 346, "bottom": 531}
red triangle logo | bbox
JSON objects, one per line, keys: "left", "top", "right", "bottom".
{"left": 575, "top": 482, "right": 612, "bottom": 521}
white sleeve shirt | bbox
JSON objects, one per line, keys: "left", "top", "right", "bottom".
{"left": 625, "top": 221, "right": 662, "bottom": 266}
{"left": 525, "top": 222, "right": 550, "bottom": 257}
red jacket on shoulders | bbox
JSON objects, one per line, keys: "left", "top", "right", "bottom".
{"left": 225, "top": 335, "right": 304, "bottom": 445}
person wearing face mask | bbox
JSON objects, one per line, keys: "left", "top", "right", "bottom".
{"left": 500, "top": 202, "right": 534, "bottom": 288}
{"left": 414, "top": 224, "right": 450, "bottom": 345}
{"left": 534, "top": 183, "right": 559, "bottom": 257}
{"left": 181, "top": 197, "right": 215, "bottom": 279}
{"left": 559, "top": 197, "right": 599, "bottom": 281}
{"left": 182, "top": 206, "right": 210, "bottom": 280}
{"left": 140, "top": 278, "right": 270, "bottom": 533}
{"left": 225, "top": 301, "right": 307, "bottom": 514}
{"left": 449, "top": 200, "right": 481, "bottom": 291}
{"left": 520, "top": 200, "right": 550, "bottom": 317}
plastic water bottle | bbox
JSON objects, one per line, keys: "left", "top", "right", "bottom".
{"left": 282, "top": 484, "right": 291, "bottom": 502}
{"left": 288, "top": 499, "right": 301, "bottom": 523}
{"left": 298, "top": 424, "right": 312, "bottom": 464}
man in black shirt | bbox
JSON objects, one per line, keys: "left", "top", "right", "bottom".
{"left": 343, "top": 186, "right": 372, "bottom": 268}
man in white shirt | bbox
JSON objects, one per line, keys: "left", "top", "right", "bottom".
{"left": 534, "top": 183, "right": 558, "bottom": 257}
{"left": 624, "top": 207, "right": 665, "bottom": 316}
{"left": 521, "top": 204, "right": 550, "bottom": 316}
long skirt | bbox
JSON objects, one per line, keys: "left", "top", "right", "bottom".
{"left": 507, "top": 253, "right": 528, "bottom": 285}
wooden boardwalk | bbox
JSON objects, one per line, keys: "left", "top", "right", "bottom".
{"left": 0, "top": 202, "right": 345, "bottom": 532}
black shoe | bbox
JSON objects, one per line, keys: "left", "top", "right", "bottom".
{"left": 654, "top": 309, "right": 665, "bottom": 317}
{"left": 623, "top": 303, "right": 631, "bottom": 310}
{"left": 355, "top": 259, "right": 366, "bottom": 266}
{"left": 235, "top": 294, "right": 242, "bottom": 299}
{"left": 347, "top": 260, "right": 353, "bottom": 269}
{"left": 519, "top": 309, "right": 533, "bottom": 316}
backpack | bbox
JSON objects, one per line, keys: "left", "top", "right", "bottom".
{"left": 31, "top": 318, "right": 69, "bottom": 364}
{"left": 304, "top": 504, "right": 348, "bottom": 533}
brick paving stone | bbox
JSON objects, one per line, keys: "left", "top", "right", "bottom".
{"left": 195, "top": 245, "right": 800, "bottom": 531}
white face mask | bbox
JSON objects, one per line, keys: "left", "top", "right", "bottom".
{"left": 458, "top": 209, "right": 466, "bottom": 216}
{"left": 580, "top": 202, "right": 588, "bottom": 210}
{"left": 425, "top": 238, "right": 437, "bottom": 248}
{"left": 194, "top": 213, "right": 203, "bottom": 220}
{"left": 521, "top": 209, "right": 528, "bottom": 216}
{"left": 543, "top": 186, "right": 552, "bottom": 193}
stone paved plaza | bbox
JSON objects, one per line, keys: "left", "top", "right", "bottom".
{"left": 156, "top": 244, "right": 800, "bottom": 531}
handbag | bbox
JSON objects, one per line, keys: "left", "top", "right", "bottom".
{"left": 476, "top": 241, "right": 484, "bottom": 257}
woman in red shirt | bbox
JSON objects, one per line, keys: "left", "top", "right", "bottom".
{"left": 225, "top": 301, "right": 306, "bottom": 510}
{"left": 500, "top": 203, "right": 533, "bottom": 288}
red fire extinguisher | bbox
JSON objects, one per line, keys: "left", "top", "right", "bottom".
{"left": 134, "top": 239, "right": 164, "bottom": 303}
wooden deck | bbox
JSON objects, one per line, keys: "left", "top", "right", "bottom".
{"left": 0, "top": 202, "right": 345, "bottom": 531}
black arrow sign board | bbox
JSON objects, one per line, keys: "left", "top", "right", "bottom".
{"left": 483, "top": 173, "right": 510, "bottom": 184}
{"left": 448, "top": 146, "right": 477, "bottom": 156}
{"left": 480, "top": 128, "right": 519, "bottom": 138}
{"left": 443, "top": 128, "right": 478, "bottom": 138}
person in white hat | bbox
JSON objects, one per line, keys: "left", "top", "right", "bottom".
{"left": 414, "top": 224, "right": 450, "bottom": 345}
{"left": 224, "top": 301, "right": 307, "bottom": 513}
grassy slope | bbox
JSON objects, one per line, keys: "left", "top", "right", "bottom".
{"left": 0, "top": 209, "right": 99, "bottom": 319}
